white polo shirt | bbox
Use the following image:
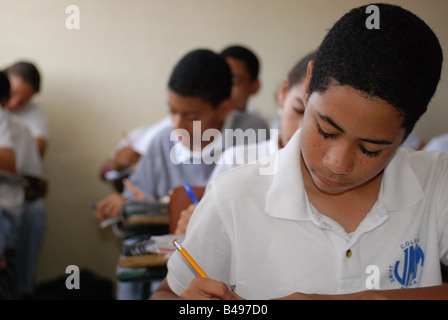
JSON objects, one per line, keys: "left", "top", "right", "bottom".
{"left": 167, "top": 129, "right": 448, "bottom": 299}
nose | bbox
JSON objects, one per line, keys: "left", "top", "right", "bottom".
{"left": 323, "top": 142, "right": 354, "bottom": 175}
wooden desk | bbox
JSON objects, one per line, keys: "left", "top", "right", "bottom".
{"left": 122, "top": 214, "right": 170, "bottom": 226}
{"left": 118, "top": 253, "right": 170, "bottom": 268}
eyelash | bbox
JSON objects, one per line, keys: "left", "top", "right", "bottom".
{"left": 317, "top": 124, "right": 337, "bottom": 140}
{"left": 317, "top": 124, "right": 382, "bottom": 158}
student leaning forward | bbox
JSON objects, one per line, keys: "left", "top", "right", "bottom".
{"left": 152, "top": 3, "right": 448, "bottom": 300}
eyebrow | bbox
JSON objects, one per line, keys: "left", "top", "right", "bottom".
{"left": 317, "top": 112, "right": 394, "bottom": 145}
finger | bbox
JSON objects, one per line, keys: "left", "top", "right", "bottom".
{"left": 182, "top": 278, "right": 235, "bottom": 300}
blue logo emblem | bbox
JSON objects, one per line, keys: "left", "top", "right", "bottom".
{"left": 389, "top": 239, "right": 424, "bottom": 287}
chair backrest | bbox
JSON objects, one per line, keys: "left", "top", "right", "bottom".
{"left": 169, "top": 185, "right": 205, "bottom": 234}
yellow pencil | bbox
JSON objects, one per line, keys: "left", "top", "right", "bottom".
{"left": 173, "top": 239, "right": 209, "bottom": 278}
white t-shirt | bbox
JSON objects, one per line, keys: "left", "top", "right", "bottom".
{"left": 132, "top": 117, "right": 172, "bottom": 155}
{"left": 110, "top": 117, "right": 172, "bottom": 158}
{"left": 423, "top": 133, "right": 448, "bottom": 152}
{"left": 210, "top": 132, "right": 279, "bottom": 179}
{"left": 0, "top": 108, "right": 13, "bottom": 149}
{"left": 167, "top": 129, "right": 448, "bottom": 299}
{"left": 8, "top": 118, "right": 42, "bottom": 178}
{"left": 8, "top": 101, "right": 49, "bottom": 141}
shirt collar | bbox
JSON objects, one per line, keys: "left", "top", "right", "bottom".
{"left": 172, "top": 111, "right": 236, "bottom": 164}
{"left": 265, "top": 129, "right": 314, "bottom": 221}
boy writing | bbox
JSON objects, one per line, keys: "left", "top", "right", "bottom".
{"left": 152, "top": 3, "right": 448, "bottom": 300}
{"left": 95, "top": 48, "right": 269, "bottom": 224}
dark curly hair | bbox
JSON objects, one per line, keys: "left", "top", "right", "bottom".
{"left": 308, "top": 3, "right": 443, "bottom": 137}
{"left": 220, "top": 45, "right": 260, "bottom": 82}
{"left": 168, "top": 49, "right": 232, "bottom": 108}
{"left": 4, "top": 61, "right": 41, "bottom": 93}
{"left": 0, "top": 72, "right": 10, "bottom": 105}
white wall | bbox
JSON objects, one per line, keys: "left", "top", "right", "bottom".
{"left": 0, "top": 0, "right": 447, "bottom": 292}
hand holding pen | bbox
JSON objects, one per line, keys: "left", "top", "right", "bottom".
{"left": 174, "top": 183, "right": 199, "bottom": 235}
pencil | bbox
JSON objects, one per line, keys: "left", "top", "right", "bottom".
{"left": 183, "top": 182, "right": 199, "bottom": 205}
{"left": 173, "top": 239, "right": 209, "bottom": 278}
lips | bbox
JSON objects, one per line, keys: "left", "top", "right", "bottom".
{"left": 313, "top": 171, "right": 349, "bottom": 189}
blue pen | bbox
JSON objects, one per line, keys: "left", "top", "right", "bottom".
{"left": 183, "top": 182, "right": 199, "bottom": 205}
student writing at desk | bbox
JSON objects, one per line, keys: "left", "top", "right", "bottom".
{"left": 98, "top": 45, "right": 268, "bottom": 193}
{"left": 2, "top": 63, "right": 49, "bottom": 298}
{"left": 4, "top": 61, "right": 49, "bottom": 159}
{"left": 0, "top": 71, "right": 45, "bottom": 298}
{"left": 95, "top": 48, "right": 269, "bottom": 299}
{"left": 0, "top": 72, "right": 18, "bottom": 262}
{"left": 152, "top": 4, "right": 448, "bottom": 300}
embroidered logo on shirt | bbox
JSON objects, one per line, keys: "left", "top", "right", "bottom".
{"left": 388, "top": 239, "right": 425, "bottom": 287}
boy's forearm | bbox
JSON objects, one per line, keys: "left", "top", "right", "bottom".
{"left": 150, "top": 278, "right": 180, "bottom": 300}
{"left": 288, "top": 284, "right": 448, "bottom": 300}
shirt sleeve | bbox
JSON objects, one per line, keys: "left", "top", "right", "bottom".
{"left": 0, "top": 110, "right": 13, "bottom": 148}
{"left": 26, "top": 104, "right": 50, "bottom": 141}
{"left": 132, "top": 117, "right": 172, "bottom": 155}
{"left": 166, "top": 180, "right": 234, "bottom": 296}
{"left": 435, "top": 153, "right": 448, "bottom": 266}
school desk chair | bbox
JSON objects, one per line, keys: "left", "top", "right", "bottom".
{"left": 117, "top": 185, "right": 206, "bottom": 299}
{"left": 168, "top": 184, "right": 205, "bottom": 234}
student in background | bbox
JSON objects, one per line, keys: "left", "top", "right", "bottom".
{"left": 220, "top": 45, "right": 261, "bottom": 113}
{"left": 0, "top": 112, "right": 15, "bottom": 173}
{"left": 95, "top": 48, "right": 269, "bottom": 299}
{"left": 3, "top": 62, "right": 49, "bottom": 298}
{"left": 423, "top": 132, "right": 448, "bottom": 152}
{"left": 98, "top": 45, "right": 269, "bottom": 193}
{"left": 0, "top": 72, "right": 18, "bottom": 260}
{"left": 174, "top": 50, "right": 317, "bottom": 235}
{"left": 0, "top": 71, "right": 46, "bottom": 298}
{"left": 220, "top": 45, "right": 270, "bottom": 134}
{"left": 152, "top": 3, "right": 448, "bottom": 300}
{"left": 4, "top": 61, "right": 49, "bottom": 158}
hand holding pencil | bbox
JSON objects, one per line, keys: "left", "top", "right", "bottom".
{"left": 173, "top": 239, "right": 243, "bottom": 300}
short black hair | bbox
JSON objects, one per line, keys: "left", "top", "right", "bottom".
{"left": 4, "top": 61, "right": 41, "bottom": 93}
{"left": 168, "top": 49, "right": 232, "bottom": 108}
{"left": 0, "top": 71, "right": 10, "bottom": 105}
{"left": 309, "top": 3, "right": 443, "bottom": 136}
{"left": 220, "top": 45, "right": 260, "bottom": 82}
{"left": 287, "top": 50, "right": 317, "bottom": 89}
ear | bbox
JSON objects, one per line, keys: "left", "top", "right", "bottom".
{"left": 303, "top": 61, "right": 314, "bottom": 106}
{"left": 277, "top": 78, "right": 289, "bottom": 107}
{"left": 250, "top": 79, "right": 261, "bottom": 95}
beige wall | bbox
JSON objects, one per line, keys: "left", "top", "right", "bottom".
{"left": 1, "top": 0, "right": 447, "bottom": 292}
